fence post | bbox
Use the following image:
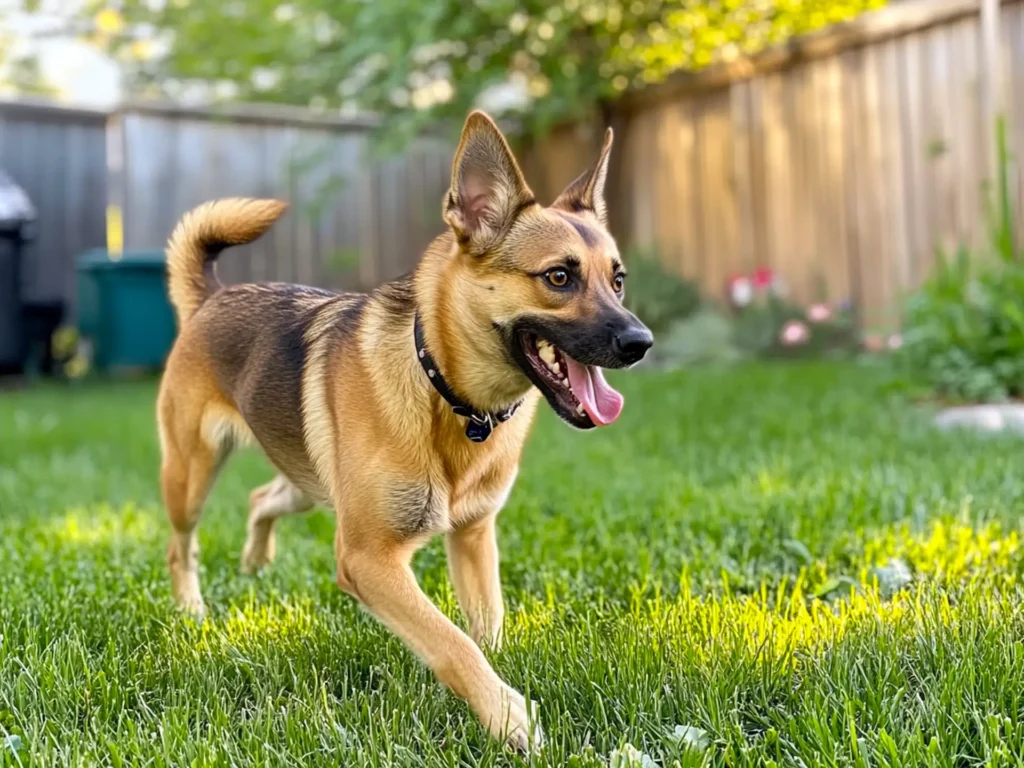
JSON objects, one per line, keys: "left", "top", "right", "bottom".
{"left": 979, "top": 0, "right": 1001, "bottom": 186}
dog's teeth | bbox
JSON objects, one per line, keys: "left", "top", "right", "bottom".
{"left": 551, "top": 362, "right": 561, "bottom": 375}
{"left": 538, "top": 345, "right": 556, "bottom": 365}
{"left": 576, "top": 404, "right": 585, "bottom": 415}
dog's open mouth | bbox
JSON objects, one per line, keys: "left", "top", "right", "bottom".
{"left": 517, "top": 333, "right": 624, "bottom": 428}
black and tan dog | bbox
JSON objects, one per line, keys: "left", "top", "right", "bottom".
{"left": 157, "top": 111, "right": 652, "bottom": 750}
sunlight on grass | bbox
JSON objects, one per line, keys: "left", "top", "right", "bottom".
{"left": 862, "top": 520, "right": 1021, "bottom": 581}
{"left": 505, "top": 520, "right": 1024, "bottom": 676}
{"left": 754, "top": 465, "right": 794, "bottom": 497}
{"left": 628, "top": 579, "right": 917, "bottom": 667}
{"left": 195, "top": 598, "right": 320, "bottom": 654}
{"left": 507, "top": 590, "right": 560, "bottom": 636}
{"left": 39, "top": 503, "right": 156, "bottom": 547}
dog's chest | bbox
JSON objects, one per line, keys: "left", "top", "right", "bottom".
{"left": 392, "top": 445, "right": 520, "bottom": 536}
{"left": 446, "top": 456, "right": 519, "bottom": 530}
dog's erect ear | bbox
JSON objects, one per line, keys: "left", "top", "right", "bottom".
{"left": 551, "top": 127, "right": 613, "bottom": 227}
{"left": 444, "top": 111, "right": 535, "bottom": 254}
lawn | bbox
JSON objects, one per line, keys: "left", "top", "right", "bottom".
{"left": 3, "top": 362, "right": 1024, "bottom": 766}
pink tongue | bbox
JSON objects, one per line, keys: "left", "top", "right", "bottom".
{"left": 564, "top": 357, "right": 624, "bottom": 426}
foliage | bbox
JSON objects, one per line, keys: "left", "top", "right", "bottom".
{"left": 732, "top": 294, "right": 860, "bottom": 359}
{"left": 725, "top": 268, "right": 860, "bottom": 360}
{"left": 0, "top": 54, "right": 58, "bottom": 97}
{"left": 897, "top": 247, "right": 1024, "bottom": 402}
{"left": 66, "top": 0, "right": 883, "bottom": 145}
{"left": 7, "top": 366, "right": 1024, "bottom": 764}
{"left": 623, "top": 250, "right": 701, "bottom": 337}
{"left": 0, "top": 9, "right": 58, "bottom": 99}
{"left": 645, "top": 306, "right": 744, "bottom": 367}
{"left": 896, "top": 118, "right": 1022, "bottom": 403}
{"left": 627, "top": 261, "right": 863, "bottom": 369}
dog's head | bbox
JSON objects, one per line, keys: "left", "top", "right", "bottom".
{"left": 440, "top": 111, "right": 653, "bottom": 430}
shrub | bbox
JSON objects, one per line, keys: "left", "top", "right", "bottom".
{"left": 896, "top": 119, "right": 1022, "bottom": 403}
{"left": 897, "top": 248, "right": 1024, "bottom": 402}
{"left": 726, "top": 268, "right": 860, "bottom": 359}
{"left": 647, "top": 306, "right": 745, "bottom": 367}
{"left": 732, "top": 295, "right": 859, "bottom": 359}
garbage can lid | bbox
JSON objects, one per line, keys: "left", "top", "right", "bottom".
{"left": 0, "top": 169, "right": 36, "bottom": 231}
{"left": 77, "top": 248, "right": 167, "bottom": 271}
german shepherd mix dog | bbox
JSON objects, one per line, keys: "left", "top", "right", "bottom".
{"left": 157, "top": 111, "right": 652, "bottom": 751}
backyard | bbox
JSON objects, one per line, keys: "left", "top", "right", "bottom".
{"left": 3, "top": 362, "right": 1024, "bottom": 766}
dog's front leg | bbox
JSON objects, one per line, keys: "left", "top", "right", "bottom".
{"left": 446, "top": 515, "right": 504, "bottom": 650}
{"left": 335, "top": 526, "right": 541, "bottom": 752}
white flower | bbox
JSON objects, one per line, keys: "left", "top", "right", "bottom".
{"left": 729, "top": 277, "right": 753, "bottom": 307}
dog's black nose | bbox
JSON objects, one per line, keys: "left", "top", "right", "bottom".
{"left": 613, "top": 324, "right": 654, "bottom": 364}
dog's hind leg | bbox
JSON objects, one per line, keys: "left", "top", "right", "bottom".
{"left": 240, "top": 475, "right": 312, "bottom": 574}
{"left": 158, "top": 398, "right": 233, "bottom": 618}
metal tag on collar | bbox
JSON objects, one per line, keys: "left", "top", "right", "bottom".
{"left": 464, "top": 413, "right": 494, "bottom": 443}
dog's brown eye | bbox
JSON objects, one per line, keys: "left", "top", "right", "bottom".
{"left": 613, "top": 274, "right": 625, "bottom": 293}
{"left": 546, "top": 269, "right": 569, "bottom": 288}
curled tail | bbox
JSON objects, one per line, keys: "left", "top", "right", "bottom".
{"left": 166, "top": 198, "right": 288, "bottom": 325}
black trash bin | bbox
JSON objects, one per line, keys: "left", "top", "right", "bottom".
{"left": 0, "top": 170, "right": 36, "bottom": 376}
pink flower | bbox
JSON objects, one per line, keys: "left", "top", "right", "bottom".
{"left": 862, "top": 334, "right": 884, "bottom": 353}
{"left": 807, "top": 304, "right": 832, "bottom": 323}
{"left": 780, "top": 320, "right": 810, "bottom": 346}
{"left": 752, "top": 267, "right": 774, "bottom": 289}
{"left": 887, "top": 334, "right": 902, "bottom": 350}
{"left": 728, "top": 276, "right": 753, "bottom": 307}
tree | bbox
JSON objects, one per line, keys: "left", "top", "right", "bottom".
{"left": 84, "top": 0, "right": 883, "bottom": 143}
{"left": 0, "top": 4, "right": 59, "bottom": 98}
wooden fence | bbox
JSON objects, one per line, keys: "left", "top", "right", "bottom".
{"left": 108, "top": 101, "right": 454, "bottom": 291}
{"left": 0, "top": 100, "right": 107, "bottom": 307}
{"left": 527, "top": 0, "right": 1024, "bottom": 325}
{"left": 5, "top": 0, "right": 1022, "bottom": 326}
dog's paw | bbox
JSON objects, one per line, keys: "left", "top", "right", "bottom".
{"left": 240, "top": 530, "right": 276, "bottom": 575}
{"left": 174, "top": 592, "right": 206, "bottom": 621}
{"left": 475, "top": 684, "right": 544, "bottom": 754}
{"left": 170, "top": 569, "right": 206, "bottom": 620}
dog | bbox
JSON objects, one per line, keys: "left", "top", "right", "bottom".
{"left": 156, "top": 111, "right": 653, "bottom": 751}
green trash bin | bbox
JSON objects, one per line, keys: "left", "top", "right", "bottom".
{"left": 77, "top": 249, "right": 176, "bottom": 372}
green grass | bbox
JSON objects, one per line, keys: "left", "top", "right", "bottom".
{"left": 4, "top": 362, "right": 1024, "bottom": 766}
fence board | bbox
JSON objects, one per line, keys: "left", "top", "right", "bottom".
{"left": 698, "top": 90, "right": 737, "bottom": 294}
{"left": 760, "top": 71, "right": 795, "bottom": 290}
{"left": 1013, "top": 3, "right": 1024, "bottom": 230}
{"left": 898, "top": 33, "right": 927, "bottom": 285}
{"left": 879, "top": 38, "right": 912, "bottom": 309}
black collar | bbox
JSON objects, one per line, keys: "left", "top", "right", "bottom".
{"left": 414, "top": 314, "right": 521, "bottom": 443}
